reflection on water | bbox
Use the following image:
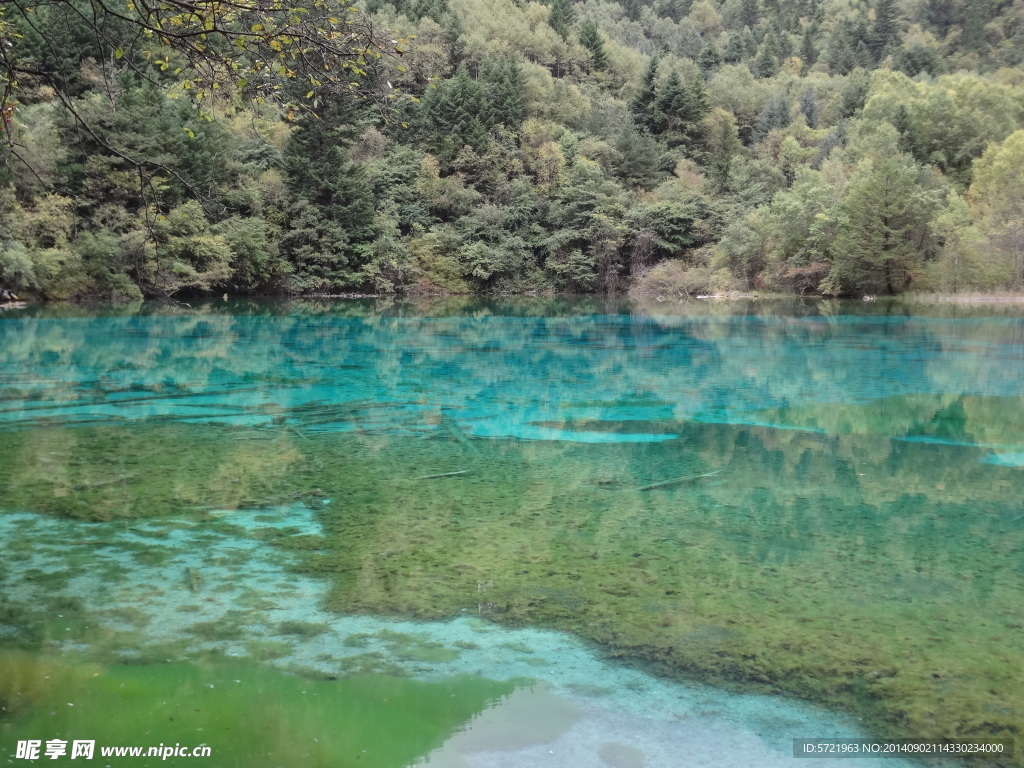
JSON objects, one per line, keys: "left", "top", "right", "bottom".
{"left": 1, "top": 298, "right": 1022, "bottom": 767}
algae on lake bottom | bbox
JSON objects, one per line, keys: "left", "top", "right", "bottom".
{"left": 1, "top": 415, "right": 1021, "bottom": 766}
{"left": 0, "top": 650, "right": 516, "bottom": 767}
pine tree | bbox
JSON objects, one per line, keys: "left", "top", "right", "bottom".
{"left": 831, "top": 156, "right": 932, "bottom": 295}
{"left": 799, "top": 87, "right": 818, "bottom": 128}
{"left": 754, "top": 29, "right": 782, "bottom": 77}
{"left": 893, "top": 105, "right": 927, "bottom": 164}
{"left": 853, "top": 39, "right": 874, "bottom": 69}
{"left": 698, "top": 41, "right": 722, "bottom": 76}
{"left": 622, "top": 0, "right": 643, "bottom": 21}
{"left": 827, "top": 26, "right": 856, "bottom": 75}
{"left": 548, "top": 0, "right": 574, "bottom": 41}
{"left": 800, "top": 25, "right": 818, "bottom": 66}
{"left": 443, "top": 13, "right": 466, "bottom": 66}
{"left": 723, "top": 32, "right": 747, "bottom": 63}
{"left": 424, "top": 64, "right": 488, "bottom": 157}
{"left": 654, "top": 71, "right": 689, "bottom": 137}
{"left": 654, "top": 0, "right": 691, "bottom": 23}
{"left": 579, "top": 18, "right": 609, "bottom": 71}
{"left": 739, "top": 0, "right": 760, "bottom": 31}
{"left": 484, "top": 58, "right": 526, "bottom": 127}
{"left": 741, "top": 26, "right": 759, "bottom": 57}
{"left": 688, "top": 73, "right": 712, "bottom": 120}
{"left": 631, "top": 56, "right": 660, "bottom": 131}
{"left": 870, "top": 0, "right": 900, "bottom": 60}
{"left": 924, "top": 0, "right": 956, "bottom": 37}
{"left": 755, "top": 92, "right": 790, "bottom": 140}
{"left": 283, "top": 105, "right": 377, "bottom": 287}
{"left": 963, "top": 0, "right": 990, "bottom": 52}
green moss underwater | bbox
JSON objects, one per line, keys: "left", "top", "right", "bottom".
{"left": 0, "top": 649, "right": 516, "bottom": 767}
{"left": 1, "top": 401, "right": 1022, "bottom": 766}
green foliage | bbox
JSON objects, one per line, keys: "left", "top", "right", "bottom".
{"left": 969, "top": 130, "right": 1024, "bottom": 286}
{"left": 1, "top": 0, "right": 1022, "bottom": 300}
{"left": 579, "top": 19, "right": 609, "bottom": 72}
{"left": 826, "top": 156, "right": 943, "bottom": 296}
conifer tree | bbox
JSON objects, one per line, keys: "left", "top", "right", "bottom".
{"left": 800, "top": 25, "right": 818, "bottom": 66}
{"left": 963, "top": 0, "right": 989, "bottom": 52}
{"left": 631, "top": 56, "right": 661, "bottom": 131}
{"left": 870, "top": 0, "right": 900, "bottom": 60}
{"left": 827, "top": 25, "right": 856, "bottom": 74}
{"left": 579, "top": 18, "right": 610, "bottom": 71}
{"left": 654, "top": 0, "right": 691, "bottom": 23}
{"left": 654, "top": 71, "right": 689, "bottom": 136}
{"left": 853, "top": 39, "right": 874, "bottom": 69}
{"left": 799, "top": 87, "right": 819, "bottom": 128}
{"left": 548, "top": 0, "right": 575, "bottom": 41}
{"left": 754, "top": 29, "right": 782, "bottom": 77}
{"left": 893, "top": 105, "right": 927, "bottom": 164}
{"left": 443, "top": 13, "right": 467, "bottom": 66}
{"left": 924, "top": 0, "right": 956, "bottom": 37}
{"left": 483, "top": 58, "right": 526, "bottom": 127}
{"left": 622, "top": 0, "right": 643, "bottom": 21}
{"left": 739, "top": 0, "right": 760, "bottom": 31}
{"left": 741, "top": 26, "right": 760, "bottom": 58}
{"left": 755, "top": 91, "right": 791, "bottom": 140}
{"left": 723, "top": 32, "right": 747, "bottom": 63}
{"left": 698, "top": 41, "right": 723, "bottom": 76}
{"left": 830, "top": 156, "right": 933, "bottom": 295}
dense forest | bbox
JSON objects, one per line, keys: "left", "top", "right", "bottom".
{"left": 0, "top": 0, "right": 1023, "bottom": 300}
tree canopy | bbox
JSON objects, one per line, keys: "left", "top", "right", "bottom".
{"left": 2, "top": 0, "right": 1024, "bottom": 300}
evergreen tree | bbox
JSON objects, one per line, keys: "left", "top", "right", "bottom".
{"left": 443, "top": 13, "right": 467, "bottom": 66}
{"left": 283, "top": 106, "right": 377, "bottom": 288}
{"left": 483, "top": 58, "right": 526, "bottom": 127}
{"left": 654, "top": 71, "right": 689, "bottom": 137}
{"left": 622, "top": 0, "right": 643, "bottom": 21}
{"left": 741, "top": 26, "right": 760, "bottom": 58}
{"left": 893, "top": 105, "right": 927, "bottom": 164}
{"left": 631, "top": 56, "right": 661, "bottom": 131}
{"left": 800, "top": 25, "right": 818, "bottom": 66}
{"left": 424, "top": 65, "right": 489, "bottom": 157}
{"left": 963, "top": 0, "right": 990, "bottom": 52}
{"left": 579, "top": 18, "right": 610, "bottom": 71}
{"left": 853, "top": 39, "right": 874, "bottom": 69}
{"left": 829, "top": 156, "right": 936, "bottom": 295}
{"left": 654, "top": 0, "right": 691, "bottom": 23}
{"left": 799, "top": 87, "right": 819, "bottom": 129}
{"left": 924, "top": 0, "right": 956, "bottom": 37}
{"left": 755, "top": 91, "right": 791, "bottom": 140}
{"left": 754, "top": 29, "right": 782, "bottom": 77}
{"left": 739, "top": 0, "right": 760, "bottom": 31}
{"left": 776, "top": 24, "right": 793, "bottom": 59}
{"left": 548, "top": 0, "right": 575, "bottom": 41}
{"left": 827, "top": 25, "right": 856, "bottom": 74}
{"left": 869, "top": 0, "right": 900, "bottom": 60}
{"left": 698, "top": 41, "right": 722, "bottom": 76}
{"left": 723, "top": 32, "right": 747, "bottom": 63}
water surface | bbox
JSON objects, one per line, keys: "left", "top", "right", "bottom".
{"left": 1, "top": 298, "right": 1021, "bottom": 767}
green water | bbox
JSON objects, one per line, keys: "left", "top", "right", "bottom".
{"left": 0, "top": 650, "right": 516, "bottom": 767}
{"left": 1, "top": 298, "right": 1022, "bottom": 766}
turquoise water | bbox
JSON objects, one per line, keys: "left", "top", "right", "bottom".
{"left": 1, "top": 298, "right": 1022, "bottom": 767}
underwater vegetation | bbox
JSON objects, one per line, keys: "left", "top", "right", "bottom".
{"left": 0, "top": 650, "right": 516, "bottom": 767}
{"left": 1, "top": 414, "right": 1021, "bottom": 766}
{"left": 2, "top": 303, "right": 1023, "bottom": 766}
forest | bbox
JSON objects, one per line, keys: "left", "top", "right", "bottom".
{"left": 0, "top": 0, "right": 1022, "bottom": 300}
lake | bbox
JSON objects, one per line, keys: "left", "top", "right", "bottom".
{"left": 1, "top": 297, "right": 1021, "bottom": 767}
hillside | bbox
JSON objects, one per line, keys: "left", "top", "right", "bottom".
{"left": 1, "top": 0, "right": 1023, "bottom": 299}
